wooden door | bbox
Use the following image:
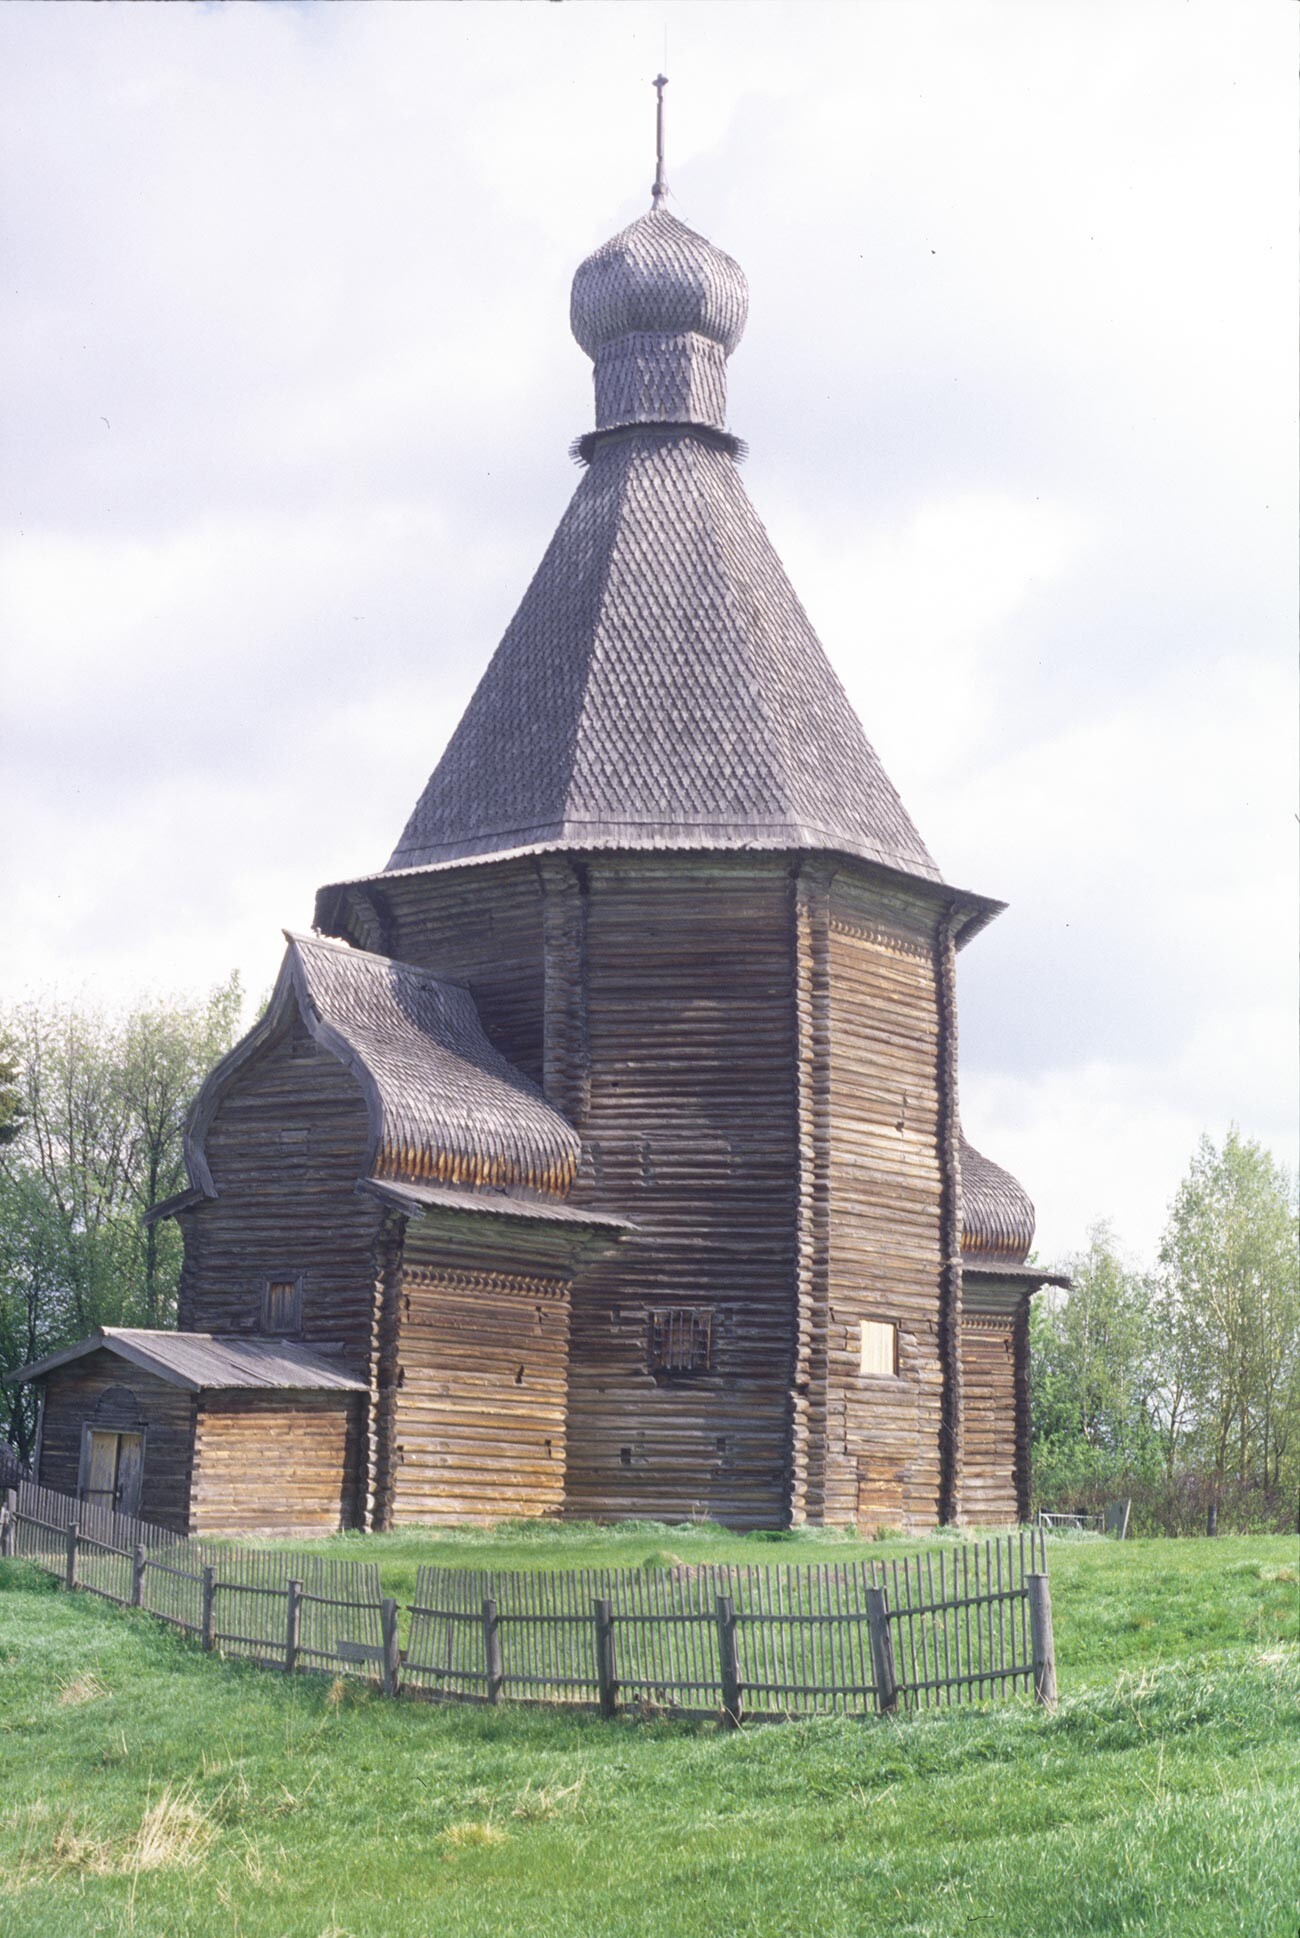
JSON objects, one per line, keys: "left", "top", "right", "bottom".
{"left": 83, "top": 1431, "right": 119, "bottom": 1510}
{"left": 115, "top": 1433, "right": 144, "bottom": 1517}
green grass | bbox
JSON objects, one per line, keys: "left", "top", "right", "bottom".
{"left": 1, "top": 1534, "right": 1297, "bottom": 1936}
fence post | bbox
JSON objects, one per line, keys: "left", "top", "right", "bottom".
{"left": 65, "top": 1519, "right": 80, "bottom": 1592}
{"left": 481, "top": 1597, "right": 502, "bottom": 1705}
{"left": 0, "top": 1498, "right": 12, "bottom": 1560}
{"left": 1205, "top": 1500, "right": 1218, "bottom": 1538}
{"left": 1027, "top": 1573, "right": 1057, "bottom": 1708}
{"left": 715, "top": 1594, "right": 742, "bottom": 1728}
{"left": 131, "top": 1544, "right": 148, "bottom": 1609}
{"left": 285, "top": 1578, "right": 303, "bottom": 1674}
{"left": 380, "top": 1598, "right": 400, "bottom": 1698}
{"left": 866, "top": 1584, "right": 898, "bottom": 1714}
{"left": 593, "top": 1597, "right": 618, "bottom": 1720}
{"left": 200, "top": 1565, "right": 216, "bottom": 1652}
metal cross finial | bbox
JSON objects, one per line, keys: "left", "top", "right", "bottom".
{"left": 651, "top": 73, "right": 668, "bottom": 209}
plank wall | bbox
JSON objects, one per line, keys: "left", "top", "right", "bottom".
{"left": 177, "top": 1022, "right": 384, "bottom": 1376}
{"left": 35, "top": 1351, "right": 196, "bottom": 1534}
{"left": 562, "top": 858, "right": 799, "bottom": 1528}
{"left": 805, "top": 868, "right": 949, "bottom": 1529}
{"left": 189, "top": 1392, "right": 361, "bottom": 1536}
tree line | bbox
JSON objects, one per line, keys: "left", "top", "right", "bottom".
{"left": 0, "top": 985, "right": 1295, "bottom": 1531}
{"left": 0, "top": 980, "right": 242, "bottom": 1464}
{"left": 1031, "top": 1130, "right": 1299, "bottom": 1533}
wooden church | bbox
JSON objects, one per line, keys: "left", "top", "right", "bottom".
{"left": 16, "top": 164, "right": 1060, "bottom": 1537}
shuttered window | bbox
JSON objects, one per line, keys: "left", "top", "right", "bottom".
{"left": 649, "top": 1307, "right": 713, "bottom": 1376}
{"left": 859, "top": 1319, "right": 898, "bottom": 1378}
{"left": 262, "top": 1278, "right": 302, "bottom": 1333}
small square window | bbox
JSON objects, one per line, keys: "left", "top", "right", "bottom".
{"left": 262, "top": 1278, "right": 302, "bottom": 1333}
{"left": 649, "top": 1307, "right": 713, "bottom": 1377}
{"left": 859, "top": 1319, "right": 898, "bottom": 1378}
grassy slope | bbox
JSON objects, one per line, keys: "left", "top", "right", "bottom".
{"left": 0, "top": 1535, "right": 1296, "bottom": 1938}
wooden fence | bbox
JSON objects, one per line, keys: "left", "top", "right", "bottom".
{"left": 2, "top": 1481, "right": 1056, "bottom": 1721}
{"left": 4, "top": 1480, "right": 388, "bottom": 1682}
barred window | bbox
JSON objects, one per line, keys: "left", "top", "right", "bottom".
{"left": 262, "top": 1278, "right": 302, "bottom": 1333}
{"left": 859, "top": 1319, "right": 898, "bottom": 1378}
{"left": 649, "top": 1307, "right": 713, "bottom": 1376}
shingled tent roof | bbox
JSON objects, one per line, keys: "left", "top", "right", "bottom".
{"left": 183, "top": 934, "right": 580, "bottom": 1202}
{"left": 381, "top": 209, "right": 942, "bottom": 885}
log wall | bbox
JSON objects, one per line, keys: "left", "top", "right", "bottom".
{"left": 189, "top": 1391, "right": 361, "bottom": 1536}
{"left": 388, "top": 1263, "right": 570, "bottom": 1523}
{"left": 35, "top": 1351, "right": 196, "bottom": 1534}
{"left": 177, "top": 1022, "right": 384, "bottom": 1376}
{"left": 963, "top": 1277, "right": 1033, "bottom": 1523}
{"left": 809, "top": 869, "right": 948, "bottom": 1529}
{"left": 958, "top": 1317, "right": 1018, "bottom": 1524}
{"left": 562, "top": 857, "right": 799, "bottom": 1528}
{"left": 346, "top": 860, "right": 547, "bottom": 1085}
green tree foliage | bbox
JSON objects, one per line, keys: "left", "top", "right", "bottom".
{"left": 1156, "top": 1128, "right": 1299, "bottom": 1495}
{"left": 1033, "top": 1133, "right": 1299, "bottom": 1530}
{"left": 0, "top": 1031, "right": 23, "bottom": 1148}
{"left": 0, "top": 979, "right": 243, "bottom": 1464}
{"left": 1030, "top": 1223, "right": 1163, "bottom": 1506}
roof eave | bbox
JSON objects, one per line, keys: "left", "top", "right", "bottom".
{"left": 358, "top": 1175, "right": 636, "bottom": 1235}
{"left": 962, "top": 1262, "right": 1071, "bottom": 1291}
{"left": 316, "top": 842, "right": 1005, "bottom": 939}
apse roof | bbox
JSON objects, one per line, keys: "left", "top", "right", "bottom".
{"left": 960, "top": 1136, "right": 1037, "bottom": 1267}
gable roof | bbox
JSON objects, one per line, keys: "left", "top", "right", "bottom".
{"left": 183, "top": 933, "right": 580, "bottom": 1203}
{"left": 383, "top": 428, "right": 942, "bottom": 882}
{"left": 8, "top": 1328, "right": 366, "bottom": 1393}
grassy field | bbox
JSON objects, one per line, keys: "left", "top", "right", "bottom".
{"left": 0, "top": 1530, "right": 1296, "bottom": 1937}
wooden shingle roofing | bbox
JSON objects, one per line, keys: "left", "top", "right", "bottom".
{"left": 184, "top": 934, "right": 580, "bottom": 1203}
{"left": 385, "top": 429, "right": 942, "bottom": 881}
{"left": 378, "top": 203, "right": 944, "bottom": 888}
{"left": 959, "top": 1136, "right": 1036, "bottom": 1267}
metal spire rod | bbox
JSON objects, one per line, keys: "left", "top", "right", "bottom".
{"left": 651, "top": 73, "right": 668, "bottom": 209}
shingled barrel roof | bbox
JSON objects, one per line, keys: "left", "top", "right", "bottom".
{"left": 184, "top": 933, "right": 580, "bottom": 1202}
{"left": 960, "top": 1136, "right": 1036, "bottom": 1268}
{"left": 380, "top": 206, "right": 942, "bottom": 886}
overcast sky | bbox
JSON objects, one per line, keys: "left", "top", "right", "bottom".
{"left": 2, "top": 1, "right": 1295, "bottom": 1268}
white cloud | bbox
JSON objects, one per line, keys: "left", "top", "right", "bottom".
{"left": 1, "top": 0, "right": 1294, "bottom": 1267}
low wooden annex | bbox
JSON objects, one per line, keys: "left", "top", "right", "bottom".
{"left": 13, "top": 172, "right": 1064, "bottom": 1535}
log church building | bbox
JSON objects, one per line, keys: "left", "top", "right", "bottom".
{"left": 15, "top": 148, "right": 1060, "bottom": 1537}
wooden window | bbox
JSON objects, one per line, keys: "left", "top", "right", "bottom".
{"left": 649, "top": 1307, "right": 713, "bottom": 1377}
{"left": 859, "top": 1319, "right": 898, "bottom": 1378}
{"left": 262, "top": 1278, "right": 302, "bottom": 1333}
